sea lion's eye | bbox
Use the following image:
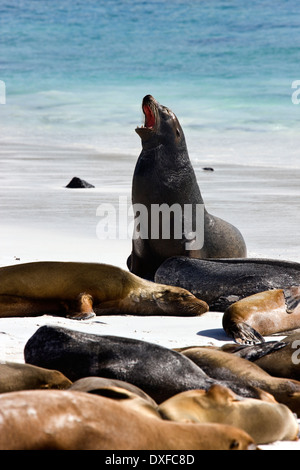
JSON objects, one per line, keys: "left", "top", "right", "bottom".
{"left": 176, "top": 128, "right": 180, "bottom": 137}
{"left": 229, "top": 440, "right": 240, "bottom": 450}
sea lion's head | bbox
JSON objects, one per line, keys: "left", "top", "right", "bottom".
{"left": 153, "top": 285, "right": 209, "bottom": 316}
{"left": 136, "top": 95, "right": 186, "bottom": 150}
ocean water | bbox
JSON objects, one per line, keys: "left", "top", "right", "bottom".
{"left": 1, "top": 0, "right": 300, "bottom": 166}
{"left": 0, "top": 0, "right": 300, "bottom": 266}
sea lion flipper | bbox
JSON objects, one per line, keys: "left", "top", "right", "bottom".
{"left": 66, "top": 293, "right": 95, "bottom": 320}
{"left": 227, "top": 341, "right": 287, "bottom": 361}
{"left": 66, "top": 311, "right": 96, "bottom": 320}
{"left": 284, "top": 286, "right": 300, "bottom": 313}
{"left": 226, "top": 322, "right": 265, "bottom": 345}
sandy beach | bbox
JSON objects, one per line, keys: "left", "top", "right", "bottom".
{"left": 0, "top": 141, "right": 300, "bottom": 450}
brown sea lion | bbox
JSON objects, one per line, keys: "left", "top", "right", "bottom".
{"left": 69, "top": 376, "right": 156, "bottom": 403}
{"left": 158, "top": 384, "right": 299, "bottom": 445}
{"left": 223, "top": 287, "right": 300, "bottom": 344}
{"left": 0, "top": 261, "right": 208, "bottom": 320}
{"left": 254, "top": 332, "right": 300, "bottom": 381}
{"left": 0, "top": 362, "right": 72, "bottom": 393}
{"left": 0, "top": 390, "right": 256, "bottom": 450}
{"left": 181, "top": 346, "right": 300, "bottom": 414}
{"left": 69, "top": 376, "right": 160, "bottom": 419}
{"left": 128, "top": 95, "right": 246, "bottom": 280}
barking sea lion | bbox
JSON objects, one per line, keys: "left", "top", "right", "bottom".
{"left": 128, "top": 95, "right": 246, "bottom": 280}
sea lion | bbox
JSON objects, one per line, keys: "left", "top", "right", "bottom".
{"left": 0, "top": 390, "right": 256, "bottom": 450}
{"left": 69, "top": 377, "right": 160, "bottom": 419}
{"left": 181, "top": 346, "right": 300, "bottom": 414}
{"left": 0, "top": 362, "right": 72, "bottom": 393}
{"left": 155, "top": 256, "right": 300, "bottom": 311}
{"left": 127, "top": 95, "right": 246, "bottom": 280}
{"left": 223, "top": 287, "right": 300, "bottom": 344}
{"left": 0, "top": 261, "right": 208, "bottom": 320}
{"left": 158, "top": 384, "right": 299, "bottom": 445}
{"left": 254, "top": 332, "right": 300, "bottom": 381}
{"left": 24, "top": 325, "right": 269, "bottom": 403}
{"left": 176, "top": 340, "right": 287, "bottom": 362}
{"left": 69, "top": 376, "right": 156, "bottom": 403}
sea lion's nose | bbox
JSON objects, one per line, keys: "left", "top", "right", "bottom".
{"left": 142, "top": 94, "right": 155, "bottom": 106}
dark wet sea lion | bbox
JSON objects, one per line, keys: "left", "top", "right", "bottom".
{"left": 0, "top": 261, "right": 208, "bottom": 320}
{"left": 223, "top": 287, "right": 300, "bottom": 344}
{"left": 0, "top": 362, "right": 72, "bottom": 392}
{"left": 24, "top": 325, "right": 217, "bottom": 403}
{"left": 24, "top": 325, "right": 269, "bottom": 403}
{"left": 0, "top": 390, "right": 256, "bottom": 450}
{"left": 181, "top": 346, "right": 300, "bottom": 414}
{"left": 155, "top": 256, "right": 300, "bottom": 311}
{"left": 158, "top": 384, "right": 299, "bottom": 445}
{"left": 128, "top": 95, "right": 246, "bottom": 280}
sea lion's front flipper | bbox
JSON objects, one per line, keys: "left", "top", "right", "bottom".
{"left": 284, "top": 286, "right": 300, "bottom": 313}
{"left": 66, "top": 311, "right": 96, "bottom": 320}
{"left": 223, "top": 340, "right": 287, "bottom": 361}
{"left": 224, "top": 322, "right": 265, "bottom": 345}
{"left": 65, "top": 293, "right": 95, "bottom": 320}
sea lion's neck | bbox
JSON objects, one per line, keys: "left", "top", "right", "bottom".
{"left": 141, "top": 141, "right": 191, "bottom": 166}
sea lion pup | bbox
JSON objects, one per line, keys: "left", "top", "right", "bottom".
{"left": 155, "top": 257, "right": 300, "bottom": 312}
{"left": 0, "top": 390, "right": 256, "bottom": 450}
{"left": 223, "top": 287, "right": 300, "bottom": 344}
{"left": 69, "top": 377, "right": 160, "bottom": 419}
{"left": 0, "top": 261, "right": 208, "bottom": 320}
{"left": 0, "top": 362, "right": 72, "bottom": 393}
{"left": 254, "top": 332, "right": 300, "bottom": 381}
{"left": 127, "top": 95, "right": 246, "bottom": 280}
{"left": 24, "top": 325, "right": 268, "bottom": 403}
{"left": 181, "top": 346, "right": 300, "bottom": 415}
{"left": 158, "top": 385, "right": 299, "bottom": 445}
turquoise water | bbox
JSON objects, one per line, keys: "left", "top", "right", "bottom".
{"left": 1, "top": 0, "right": 300, "bottom": 166}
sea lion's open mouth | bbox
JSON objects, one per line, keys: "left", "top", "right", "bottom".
{"left": 143, "top": 104, "right": 156, "bottom": 129}
{"left": 136, "top": 95, "right": 157, "bottom": 138}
